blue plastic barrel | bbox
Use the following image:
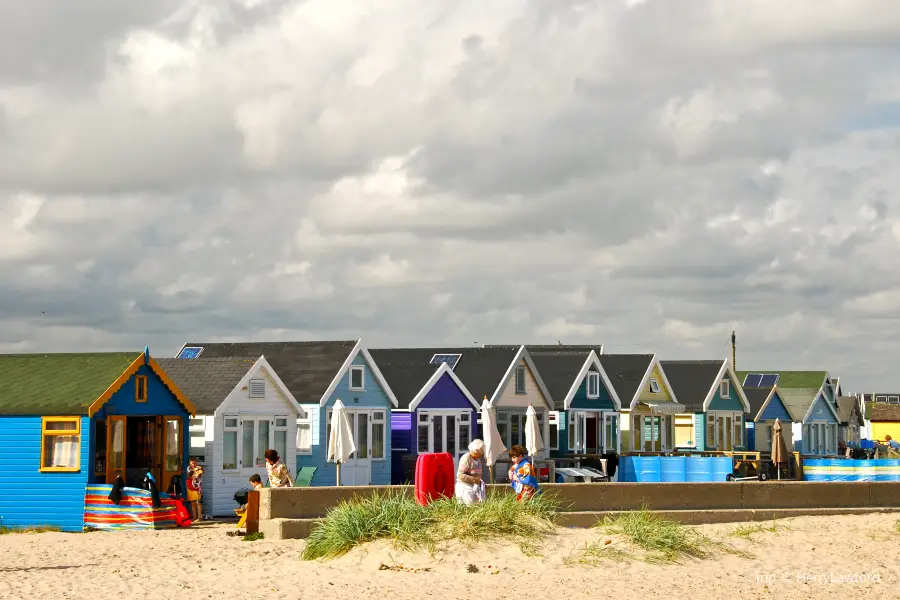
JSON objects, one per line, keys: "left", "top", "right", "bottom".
{"left": 874, "top": 459, "right": 900, "bottom": 482}
{"left": 659, "top": 456, "right": 686, "bottom": 482}
{"left": 618, "top": 456, "right": 635, "bottom": 482}
{"left": 632, "top": 456, "right": 661, "bottom": 482}
{"left": 685, "top": 456, "right": 712, "bottom": 482}
{"left": 711, "top": 456, "right": 733, "bottom": 482}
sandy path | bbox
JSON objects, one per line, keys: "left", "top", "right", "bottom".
{"left": 0, "top": 513, "right": 897, "bottom": 600}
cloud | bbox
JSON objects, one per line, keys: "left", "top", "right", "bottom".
{"left": 2, "top": 0, "right": 900, "bottom": 390}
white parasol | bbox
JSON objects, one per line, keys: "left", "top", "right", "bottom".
{"left": 327, "top": 399, "right": 356, "bottom": 486}
{"left": 524, "top": 404, "right": 545, "bottom": 458}
{"left": 480, "top": 397, "right": 507, "bottom": 483}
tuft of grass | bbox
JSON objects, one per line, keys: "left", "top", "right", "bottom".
{"left": 596, "top": 508, "right": 744, "bottom": 564}
{"left": 564, "top": 540, "right": 631, "bottom": 566}
{"left": 729, "top": 521, "right": 791, "bottom": 541}
{"left": 301, "top": 489, "right": 557, "bottom": 561}
{"left": 243, "top": 532, "right": 265, "bottom": 542}
{"left": 895, "top": 520, "right": 900, "bottom": 534}
{"left": 0, "top": 525, "right": 61, "bottom": 535}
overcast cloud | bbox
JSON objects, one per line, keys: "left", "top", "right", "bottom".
{"left": 3, "top": 0, "right": 900, "bottom": 391}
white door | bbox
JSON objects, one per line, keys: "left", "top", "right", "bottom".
{"left": 602, "top": 413, "right": 619, "bottom": 453}
{"left": 344, "top": 411, "right": 372, "bottom": 486}
{"left": 418, "top": 411, "right": 472, "bottom": 464}
{"left": 238, "top": 415, "right": 291, "bottom": 479}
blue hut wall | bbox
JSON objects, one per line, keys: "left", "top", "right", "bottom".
{"left": 0, "top": 416, "right": 90, "bottom": 532}
{"left": 759, "top": 392, "right": 791, "bottom": 422}
{"left": 706, "top": 375, "right": 745, "bottom": 412}
{"left": 806, "top": 393, "right": 838, "bottom": 424}
{"left": 551, "top": 369, "right": 616, "bottom": 458}
{"left": 415, "top": 371, "right": 479, "bottom": 449}
{"left": 297, "top": 353, "right": 394, "bottom": 486}
{"left": 90, "top": 364, "right": 191, "bottom": 484}
{"left": 390, "top": 412, "right": 413, "bottom": 484}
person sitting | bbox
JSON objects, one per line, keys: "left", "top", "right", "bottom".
{"left": 235, "top": 474, "right": 264, "bottom": 515}
{"left": 455, "top": 439, "right": 486, "bottom": 505}
{"left": 508, "top": 445, "right": 541, "bottom": 501}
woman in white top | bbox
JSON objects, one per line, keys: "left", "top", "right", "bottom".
{"left": 455, "top": 439, "right": 486, "bottom": 505}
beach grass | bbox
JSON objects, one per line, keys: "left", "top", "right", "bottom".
{"left": 301, "top": 489, "right": 557, "bottom": 561}
{"left": 564, "top": 540, "right": 631, "bottom": 566}
{"left": 594, "top": 509, "right": 744, "bottom": 564}
{"left": 729, "top": 521, "right": 791, "bottom": 541}
{"left": 895, "top": 520, "right": 900, "bottom": 534}
{"left": 0, "top": 525, "right": 60, "bottom": 535}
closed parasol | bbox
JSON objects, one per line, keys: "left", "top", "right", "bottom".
{"left": 771, "top": 418, "right": 789, "bottom": 480}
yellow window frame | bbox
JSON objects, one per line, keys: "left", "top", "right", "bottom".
{"left": 136, "top": 375, "right": 148, "bottom": 402}
{"left": 39, "top": 416, "right": 81, "bottom": 473}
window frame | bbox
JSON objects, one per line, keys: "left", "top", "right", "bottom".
{"left": 325, "top": 407, "right": 386, "bottom": 461}
{"left": 586, "top": 372, "right": 600, "bottom": 399}
{"left": 296, "top": 413, "right": 313, "bottom": 455}
{"left": 548, "top": 411, "right": 559, "bottom": 450}
{"left": 40, "top": 416, "right": 82, "bottom": 473}
{"left": 720, "top": 380, "right": 730, "bottom": 399}
{"left": 222, "top": 415, "right": 240, "bottom": 471}
{"left": 706, "top": 413, "right": 717, "bottom": 448}
{"left": 514, "top": 366, "right": 527, "bottom": 395}
{"left": 648, "top": 378, "right": 661, "bottom": 394}
{"left": 349, "top": 366, "right": 365, "bottom": 391}
{"left": 135, "top": 375, "right": 148, "bottom": 403}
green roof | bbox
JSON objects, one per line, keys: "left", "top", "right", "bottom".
{"left": 0, "top": 353, "right": 141, "bottom": 415}
{"left": 737, "top": 370, "right": 828, "bottom": 389}
{"left": 777, "top": 387, "right": 821, "bottom": 422}
{"left": 865, "top": 401, "right": 873, "bottom": 420}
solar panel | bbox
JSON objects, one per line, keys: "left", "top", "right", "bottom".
{"left": 758, "top": 374, "right": 779, "bottom": 387}
{"left": 178, "top": 346, "right": 204, "bottom": 359}
{"left": 430, "top": 353, "right": 461, "bottom": 370}
{"left": 743, "top": 373, "right": 763, "bottom": 387}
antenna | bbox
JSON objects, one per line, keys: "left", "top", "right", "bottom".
{"left": 731, "top": 330, "right": 736, "bottom": 370}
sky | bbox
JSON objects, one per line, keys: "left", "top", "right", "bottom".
{"left": 2, "top": 0, "right": 900, "bottom": 393}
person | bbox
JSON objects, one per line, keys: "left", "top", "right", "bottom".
{"left": 456, "top": 439, "right": 487, "bottom": 505}
{"left": 264, "top": 449, "right": 293, "bottom": 487}
{"left": 235, "top": 475, "right": 264, "bottom": 515}
{"left": 886, "top": 435, "right": 900, "bottom": 450}
{"left": 508, "top": 445, "right": 540, "bottom": 501}
{"left": 186, "top": 457, "right": 205, "bottom": 521}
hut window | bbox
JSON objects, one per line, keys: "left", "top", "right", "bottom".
{"left": 249, "top": 378, "right": 265, "bottom": 398}
{"left": 274, "top": 416, "right": 289, "bottom": 463}
{"left": 223, "top": 417, "right": 239, "bottom": 470}
{"left": 720, "top": 380, "right": 730, "bottom": 398}
{"left": 648, "top": 378, "right": 660, "bottom": 393}
{"left": 515, "top": 366, "right": 526, "bottom": 394}
{"left": 40, "top": 417, "right": 81, "bottom": 472}
{"left": 586, "top": 372, "right": 600, "bottom": 399}
{"left": 135, "top": 376, "right": 148, "bottom": 402}
{"left": 733, "top": 414, "right": 743, "bottom": 447}
{"left": 548, "top": 411, "right": 559, "bottom": 450}
{"left": 296, "top": 414, "right": 312, "bottom": 455}
{"left": 706, "top": 414, "right": 717, "bottom": 448}
{"left": 349, "top": 366, "right": 365, "bottom": 391}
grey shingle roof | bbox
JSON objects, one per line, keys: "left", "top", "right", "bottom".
{"left": 596, "top": 354, "right": 654, "bottom": 405}
{"left": 155, "top": 357, "right": 258, "bottom": 414}
{"left": 659, "top": 360, "right": 723, "bottom": 412}
{"left": 870, "top": 402, "right": 900, "bottom": 422}
{"left": 180, "top": 341, "right": 357, "bottom": 404}
{"left": 528, "top": 351, "right": 593, "bottom": 411}
{"left": 778, "top": 388, "right": 821, "bottom": 422}
{"left": 369, "top": 346, "right": 519, "bottom": 406}
{"left": 744, "top": 387, "right": 773, "bottom": 419}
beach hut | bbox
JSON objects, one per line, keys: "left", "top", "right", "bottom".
{"left": 176, "top": 340, "right": 398, "bottom": 486}
{"left": 836, "top": 395, "right": 864, "bottom": 447}
{"left": 154, "top": 356, "right": 306, "bottom": 516}
{"left": 868, "top": 402, "right": 900, "bottom": 444}
{"left": 660, "top": 359, "right": 749, "bottom": 452}
{"left": 524, "top": 346, "right": 621, "bottom": 457}
{"left": 779, "top": 388, "right": 840, "bottom": 455}
{"left": 0, "top": 349, "right": 194, "bottom": 532}
{"left": 744, "top": 385, "right": 794, "bottom": 452}
{"left": 598, "top": 354, "right": 683, "bottom": 453}
{"left": 367, "top": 349, "right": 481, "bottom": 484}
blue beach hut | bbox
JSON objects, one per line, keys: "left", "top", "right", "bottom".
{"left": 0, "top": 349, "right": 195, "bottom": 532}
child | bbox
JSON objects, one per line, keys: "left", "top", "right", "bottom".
{"left": 507, "top": 445, "right": 540, "bottom": 501}
{"left": 235, "top": 475, "right": 264, "bottom": 515}
{"left": 249, "top": 473, "right": 263, "bottom": 491}
{"left": 186, "top": 457, "right": 205, "bottom": 521}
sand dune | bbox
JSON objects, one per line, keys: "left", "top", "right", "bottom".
{"left": 0, "top": 513, "right": 897, "bottom": 599}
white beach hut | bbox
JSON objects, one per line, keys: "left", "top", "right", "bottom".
{"left": 156, "top": 355, "right": 305, "bottom": 516}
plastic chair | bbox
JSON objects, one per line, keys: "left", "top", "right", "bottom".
{"left": 293, "top": 466, "right": 317, "bottom": 487}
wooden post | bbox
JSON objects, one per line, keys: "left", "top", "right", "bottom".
{"left": 246, "top": 490, "right": 259, "bottom": 535}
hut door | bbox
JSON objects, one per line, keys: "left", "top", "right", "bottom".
{"left": 106, "top": 416, "right": 127, "bottom": 484}
{"left": 160, "top": 416, "right": 184, "bottom": 494}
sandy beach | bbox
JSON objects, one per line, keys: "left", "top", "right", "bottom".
{"left": 0, "top": 513, "right": 896, "bottom": 600}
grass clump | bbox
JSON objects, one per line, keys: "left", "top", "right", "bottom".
{"left": 0, "top": 525, "right": 60, "bottom": 535}
{"left": 729, "top": 521, "right": 791, "bottom": 541}
{"left": 243, "top": 532, "right": 265, "bottom": 542}
{"left": 564, "top": 540, "right": 631, "bottom": 566}
{"left": 302, "top": 489, "right": 557, "bottom": 561}
{"left": 894, "top": 520, "right": 900, "bottom": 534}
{"left": 596, "top": 508, "right": 742, "bottom": 564}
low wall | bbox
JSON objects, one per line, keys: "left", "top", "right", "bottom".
{"left": 257, "top": 481, "right": 900, "bottom": 539}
